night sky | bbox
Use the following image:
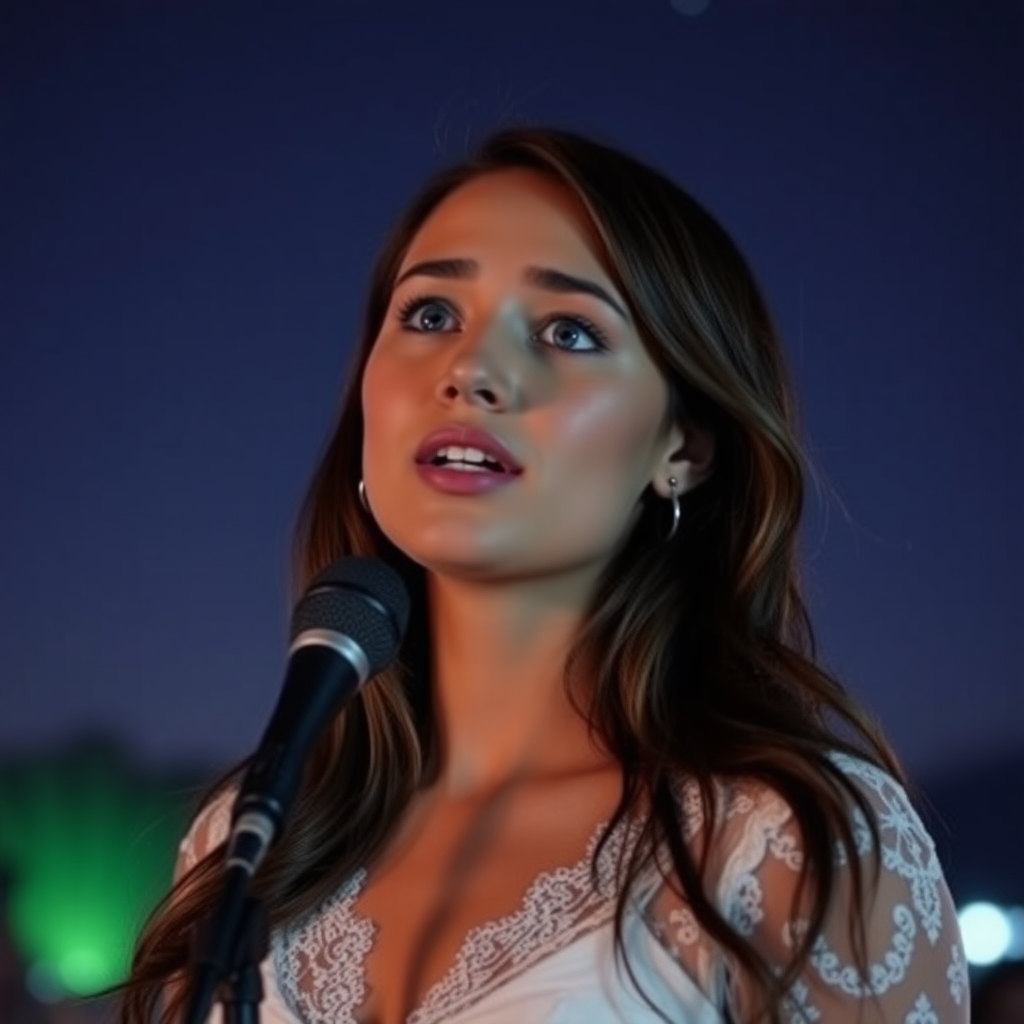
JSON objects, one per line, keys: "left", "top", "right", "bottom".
{"left": 1, "top": 0, "right": 1021, "bottom": 795}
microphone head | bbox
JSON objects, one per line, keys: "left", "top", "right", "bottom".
{"left": 289, "top": 558, "right": 410, "bottom": 675}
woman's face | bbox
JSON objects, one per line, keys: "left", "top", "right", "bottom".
{"left": 361, "top": 168, "right": 687, "bottom": 583}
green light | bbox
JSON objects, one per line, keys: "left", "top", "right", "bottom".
{"left": 58, "top": 948, "right": 108, "bottom": 992}
{"left": 0, "top": 740, "right": 207, "bottom": 997}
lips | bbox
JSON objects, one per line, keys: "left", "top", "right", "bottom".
{"left": 414, "top": 424, "right": 524, "bottom": 474}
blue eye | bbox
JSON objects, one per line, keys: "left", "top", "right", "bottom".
{"left": 394, "top": 296, "right": 608, "bottom": 353}
{"left": 534, "top": 316, "right": 608, "bottom": 353}
{"left": 397, "top": 296, "right": 458, "bottom": 333}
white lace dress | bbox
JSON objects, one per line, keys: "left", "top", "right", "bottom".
{"left": 178, "top": 755, "right": 969, "bottom": 1023}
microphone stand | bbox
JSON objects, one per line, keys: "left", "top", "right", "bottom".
{"left": 219, "top": 897, "right": 269, "bottom": 1024}
{"left": 186, "top": 885, "right": 269, "bottom": 1024}
{"left": 184, "top": 805, "right": 277, "bottom": 1024}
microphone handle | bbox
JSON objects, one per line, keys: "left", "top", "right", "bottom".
{"left": 232, "top": 642, "right": 364, "bottom": 870}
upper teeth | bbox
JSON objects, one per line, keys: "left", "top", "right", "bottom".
{"left": 433, "top": 445, "right": 500, "bottom": 466}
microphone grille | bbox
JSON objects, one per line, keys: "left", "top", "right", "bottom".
{"left": 289, "top": 558, "right": 410, "bottom": 676}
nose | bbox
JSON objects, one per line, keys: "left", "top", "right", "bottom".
{"left": 434, "top": 304, "right": 526, "bottom": 411}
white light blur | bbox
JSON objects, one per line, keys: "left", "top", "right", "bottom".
{"left": 960, "top": 902, "right": 1013, "bottom": 965}
{"left": 1006, "top": 906, "right": 1024, "bottom": 959}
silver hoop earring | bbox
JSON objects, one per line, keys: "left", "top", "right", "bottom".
{"left": 663, "top": 476, "right": 680, "bottom": 543}
{"left": 358, "top": 478, "right": 370, "bottom": 513}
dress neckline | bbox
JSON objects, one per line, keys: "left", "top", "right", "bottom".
{"left": 271, "top": 813, "right": 646, "bottom": 1024}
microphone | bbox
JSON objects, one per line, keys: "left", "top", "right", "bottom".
{"left": 227, "top": 556, "right": 411, "bottom": 877}
{"left": 183, "top": 556, "right": 409, "bottom": 1024}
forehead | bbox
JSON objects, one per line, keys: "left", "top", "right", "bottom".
{"left": 399, "top": 168, "right": 611, "bottom": 277}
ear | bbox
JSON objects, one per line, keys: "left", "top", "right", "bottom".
{"left": 652, "top": 419, "right": 715, "bottom": 498}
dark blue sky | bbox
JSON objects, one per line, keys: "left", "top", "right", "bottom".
{"left": 1, "top": 0, "right": 1021, "bottom": 782}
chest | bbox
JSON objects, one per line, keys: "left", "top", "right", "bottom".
{"left": 272, "top": 782, "right": 629, "bottom": 1024}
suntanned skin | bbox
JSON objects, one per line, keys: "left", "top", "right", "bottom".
{"left": 352, "top": 169, "right": 714, "bottom": 1023}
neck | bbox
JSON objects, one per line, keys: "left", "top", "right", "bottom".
{"left": 424, "top": 570, "right": 611, "bottom": 798}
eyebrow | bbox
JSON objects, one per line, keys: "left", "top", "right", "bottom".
{"left": 394, "top": 258, "right": 630, "bottom": 322}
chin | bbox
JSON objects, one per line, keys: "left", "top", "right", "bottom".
{"left": 417, "top": 543, "right": 508, "bottom": 572}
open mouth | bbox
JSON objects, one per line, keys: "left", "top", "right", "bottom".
{"left": 427, "top": 454, "right": 508, "bottom": 473}
{"left": 421, "top": 445, "right": 516, "bottom": 474}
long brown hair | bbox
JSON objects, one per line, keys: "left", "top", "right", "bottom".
{"left": 119, "top": 126, "right": 902, "bottom": 1024}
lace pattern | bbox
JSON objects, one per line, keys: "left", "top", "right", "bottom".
{"left": 175, "top": 758, "right": 968, "bottom": 1024}
{"left": 408, "top": 821, "right": 636, "bottom": 1024}
{"left": 271, "top": 817, "right": 639, "bottom": 1024}
{"left": 272, "top": 871, "right": 375, "bottom": 1024}
{"left": 641, "top": 754, "right": 969, "bottom": 1023}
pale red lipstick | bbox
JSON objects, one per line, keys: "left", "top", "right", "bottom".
{"left": 414, "top": 424, "right": 524, "bottom": 475}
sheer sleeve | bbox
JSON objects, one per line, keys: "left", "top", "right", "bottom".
{"left": 640, "top": 756, "right": 970, "bottom": 1023}
{"left": 174, "top": 786, "right": 235, "bottom": 880}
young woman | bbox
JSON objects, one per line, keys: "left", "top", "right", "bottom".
{"left": 119, "top": 127, "right": 967, "bottom": 1023}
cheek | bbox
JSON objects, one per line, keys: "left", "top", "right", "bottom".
{"left": 360, "top": 363, "right": 381, "bottom": 460}
{"left": 362, "top": 348, "right": 412, "bottom": 446}
{"left": 554, "top": 385, "right": 660, "bottom": 474}
{"left": 361, "top": 359, "right": 404, "bottom": 488}
{"left": 362, "top": 342, "right": 395, "bottom": 405}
